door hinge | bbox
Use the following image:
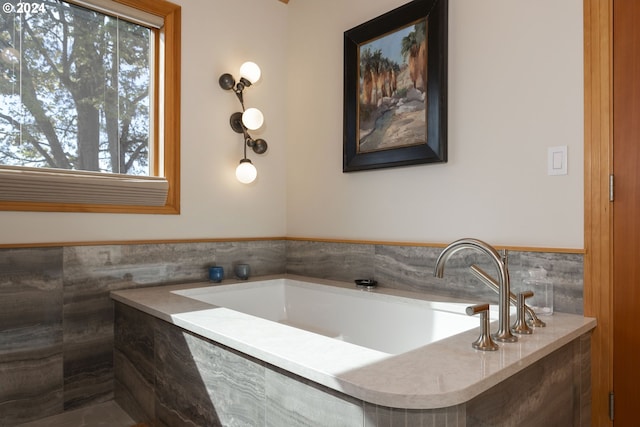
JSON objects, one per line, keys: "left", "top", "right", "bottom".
{"left": 609, "top": 391, "right": 615, "bottom": 421}
{"left": 609, "top": 174, "right": 615, "bottom": 202}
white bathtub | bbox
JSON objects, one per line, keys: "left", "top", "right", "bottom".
{"left": 172, "top": 278, "right": 485, "bottom": 354}
{"left": 111, "top": 274, "right": 596, "bottom": 409}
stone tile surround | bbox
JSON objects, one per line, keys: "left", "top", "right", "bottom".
{"left": 0, "top": 238, "right": 583, "bottom": 425}
{"left": 114, "top": 302, "right": 591, "bottom": 426}
{"left": 287, "top": 240, "right": 584, "bottom": 314}
{"left": 0, "top": 240, "right": 285, "bottom": 426}
{"left": 114, "top": 302, "right": 469, "bottom": 426}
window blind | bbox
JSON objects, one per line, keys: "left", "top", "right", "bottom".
{"left": 0, "top": 166, "right": 169, "bottom": 206}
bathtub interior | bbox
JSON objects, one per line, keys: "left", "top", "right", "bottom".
{"left": 172, "top": 279, "right": 495, "bottom": 354}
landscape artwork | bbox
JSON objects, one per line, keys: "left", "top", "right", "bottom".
{"left": 357, "top": 19, "right": 428, "bottom": 154}
{"left": 342, "top": 0, "right": 447, "bottom": 173}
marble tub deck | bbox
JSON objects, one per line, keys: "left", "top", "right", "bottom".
{"left": 111, "top": 274, "right": 597, "bottom": 410}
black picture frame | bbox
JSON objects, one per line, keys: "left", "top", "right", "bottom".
{"left": 343, "top": 0, "right": 448, "bottom": 172}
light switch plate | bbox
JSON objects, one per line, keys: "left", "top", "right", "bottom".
{"left": 548, "top": 146, "right": 567, "bottom": 175}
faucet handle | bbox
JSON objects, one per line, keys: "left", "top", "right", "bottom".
{"left": 466, "top": 303, "right": 499, "bottom": 351}
{"left": 526, "top": 306, "right": 547, "bottom": 328}
{"left": 511, "top": 291, "right": 534, "bottom": 335}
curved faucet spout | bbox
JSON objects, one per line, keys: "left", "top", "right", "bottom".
{"left": 434, "top": 238, "right": 517, "bottom": 343}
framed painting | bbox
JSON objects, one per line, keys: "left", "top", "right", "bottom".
{"left": 343, "top": 0, "right": 448, "bottom": 172}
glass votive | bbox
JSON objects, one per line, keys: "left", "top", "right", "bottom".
{"left": 523, "top": 267, "right": 554, "bottom": 316}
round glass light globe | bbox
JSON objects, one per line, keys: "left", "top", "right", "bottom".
{"left": 239, "top": 61, "right": 261, "bottom": 84}
{"left": 242, "top": 108, "right": 264, "bottom": 130}
{"left": 236, "top": 160, "right": 257, "bottom": 184}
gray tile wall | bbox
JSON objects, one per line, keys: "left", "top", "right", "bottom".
{"left": 0, "top": 239, "right": 583, "bottom": 425}
{"left": 0, "top": 240, "right": 285, "bottom": 426}
{"left": 286, "top": 241, "right": 584, "bottom": 314}
{"left": 0, "top": 248, "right": 64, "bottom": 426}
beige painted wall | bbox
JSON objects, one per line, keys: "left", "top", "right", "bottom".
{"left": 0, "top": 0, "right": 583, "bottom": 249}
{"left": 0, "top": 0, "right": 289, "bottom": 245}
{"left": 285, "top": 0, "right": 584, "bottom": 249}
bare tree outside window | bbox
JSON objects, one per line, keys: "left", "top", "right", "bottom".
{"left": 0, "top": 0, "right": 151, "bottom": 176}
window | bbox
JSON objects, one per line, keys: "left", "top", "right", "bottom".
{"left": 0, "top": 0, "right": 180, "bottom": 213}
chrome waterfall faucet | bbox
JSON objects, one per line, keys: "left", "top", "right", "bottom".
{"left": 434, "top": 238, "right": 518, "bottom": 343}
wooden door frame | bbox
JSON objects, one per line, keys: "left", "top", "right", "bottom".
{"left": 584, "top": 0, "right": 614, "bottom": 425}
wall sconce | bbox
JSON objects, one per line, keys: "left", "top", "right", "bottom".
{"left": 219, "top": 61, "right": 267, "bottom": 184}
